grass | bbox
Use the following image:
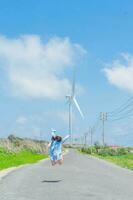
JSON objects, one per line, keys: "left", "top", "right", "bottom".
{"left": 78, "top": 147, "right": 133, "bottom": 170}
{"left": 96, "top": 153, "right": 133, "bottom": 170}
{"left": 0, "top": 149, "right": 48, "bottom": 170}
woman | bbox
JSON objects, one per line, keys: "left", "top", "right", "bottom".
{"left": 48, "top": 134, "right": 70, "bottom": 166}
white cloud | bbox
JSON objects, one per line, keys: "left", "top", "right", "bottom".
{"left": 16, "top": 116, "right": 28, "bottom": 125}
{"left": 103, "top": 53, "right": 133, "bottom": 92}
{"left": 14, "top": 111, "right": 72, "bottom": 138}
{"left": 0, "top": 35, "right": 86, "bottom": 99}
{"left": 56, "top": 111, "right": 76, "bottom": 124}
{"left": 42, "top": 110, "right": 75, "bottom": 125}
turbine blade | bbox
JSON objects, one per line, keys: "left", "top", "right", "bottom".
{"left": 73, "top": 97, "right": 84, "bottom": 119}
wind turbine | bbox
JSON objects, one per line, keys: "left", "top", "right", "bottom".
{"left": 66, "top": 71, "right": 84, "bottom": 146}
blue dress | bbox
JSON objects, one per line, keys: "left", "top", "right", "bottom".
{"left": 49, "top": 135, "right": 70, "bottom": 161}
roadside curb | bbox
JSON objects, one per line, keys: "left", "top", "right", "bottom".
{"left": 83, "top": 152, "right": 133, "bottom": 172}
{"left": 0, "top": 150, "right": 69, "bottom": 180}
{"left": 0, "top": 165, "right": 24, "bottom": 180}
{"left": 0, "top": 157, "right": 49, "bottom": 180}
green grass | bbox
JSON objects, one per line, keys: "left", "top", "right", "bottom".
{"left": 95, "top": 154, "right": 133, "bottom": 170}
{"left": 0, "top": 149, "right": 48, "bottom": 170}
{"left": 78, "top": 147, "right": 133, "bottom": 170}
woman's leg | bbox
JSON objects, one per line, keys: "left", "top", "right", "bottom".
{"left": 58, "top": 155, "right": 64, "bottom": 165}
{"left": 50, "top": 153, "right": 58, "bottom": 166}
{"left": 57, "top": 154, "right": 64, "bottom": 165}
{"left": 51, "top": 159, "right": 62, "bottom": 165}
{"left": 51, "top": 160, "right": 56, "bottom": 166}
{"left": 58, "top": 159, "right": 63, "bottom": 165}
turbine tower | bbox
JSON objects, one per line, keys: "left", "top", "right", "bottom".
{"left": 66, "top": 71, "right": 84, "bottom": 146}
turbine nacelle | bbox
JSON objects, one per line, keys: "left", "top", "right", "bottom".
{"left": 66, "top": 95, "right": 84, "bottom": 118}
{"left": 66, "top": 95, "right": 71, "bottom": 99}
{"left": 66, "top": 95, "right": 73, "bottom": 103}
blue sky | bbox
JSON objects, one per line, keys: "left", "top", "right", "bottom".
{"left": 0, "top": 0, "right": 133, "bottom": 146}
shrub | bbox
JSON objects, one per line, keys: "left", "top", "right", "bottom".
{"left": 98, "top": 147, "right": 129, "bottom": 156}
{"left": 108, "top": 148, "right": 118, "bottom": 156}
{"left": 0, "top": 147, "right": 7, "bottom": 154}
{"left": 117, "top": 148, "right": 129, "bottom": 155}
{"left": 98, "top": 148, "right": 109, "bottom": 156}
{"left": 81, "top": 147, "right": 86, "bottom": 152}
{"left": 94, "top": 142, "right": 101, "bottom": 153}
{"left": 86, "top": 148, "right": 92, "bottom": 154}
{"left": 89, "top": 146, "right": 97, "bottom": 154}
{"left": 80, "top": 146, "right": 130, "bottom": 157}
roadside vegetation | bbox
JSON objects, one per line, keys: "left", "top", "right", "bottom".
{"left": 0, "top": 135, "right": 48, "bottom": 170}
{"left": 79, "top": 144, "right": 133, "bottom": 170}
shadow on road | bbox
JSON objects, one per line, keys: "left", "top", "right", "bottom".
{"left": 42, "top": 180, "right": 62, "bottom": 183}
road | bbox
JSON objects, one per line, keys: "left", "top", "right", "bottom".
{"left": 0, "top": 150, "right": 133, "bottom": 200}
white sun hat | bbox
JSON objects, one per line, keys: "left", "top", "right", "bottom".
{"left": 51, "top": 128, "right": 56, "bottom": 137}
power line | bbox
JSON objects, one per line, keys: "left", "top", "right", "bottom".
{"left": 108, "top": 95, "right": 133, "bottom": 115}
{"left": 93, "top": 117, "right": 101, "bottom": 131}
{"left": 108, "top": 107, "right": 133, "bottom": 121}
{"left": 108, "top": 102, "right": 133, "bottom": 118}
{"left": 91, "top": 95, "right": 133, "bottom": 145}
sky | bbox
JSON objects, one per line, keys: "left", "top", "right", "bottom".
{"left": 0, "top": 0, "right": 133, "bottom": 146}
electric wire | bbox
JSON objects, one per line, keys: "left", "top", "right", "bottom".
{"left": 108, "top": 95, "right": 133, "bottom": 115}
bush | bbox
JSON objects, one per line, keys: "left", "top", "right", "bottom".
{"left": 81, "top": 147, "right": 86, "bottom": 152}
{"left": 0, "top": 147, "right": 7, "bottom": 154}
{"left": 108, "top": 148, "right": 118, "bottom": 156}
{"left": 94, "top": 142, "right": 101, "bottom": 153}
{"left": 117, "top": 148, "right": 129, "bottom": 155}
{"left": 90, "top": 146, "right": 97, "bottom": 154}
{"left": 80, "top": 146, "right": 130, "bottom": 157}
{"left": 98, "top": 148, "right": 110, "bottom": 156}
{"left": 80, "top": 147, "right": 97, "bottom": 154}
{"left": 98, "top": 147, "right": 129, "bottom": 156}
{"left": 86, "top": 148, "right": 92, "bottom": 154}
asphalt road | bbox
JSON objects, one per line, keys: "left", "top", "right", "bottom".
{"left": 0, "top": 150, "right": 133, "bottom": 200}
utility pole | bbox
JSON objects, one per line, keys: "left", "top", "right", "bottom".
{"left": 100, "top": 112, "right": 107, "bottom": 146}
{"left": 89, "top": 127, "right": 93, "bottom": 146}
{"left": 84, "top": 132, "right": 88, "bottom": 148}
{"left": 81, "top": 136, "right": 84, "bottom": 147}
